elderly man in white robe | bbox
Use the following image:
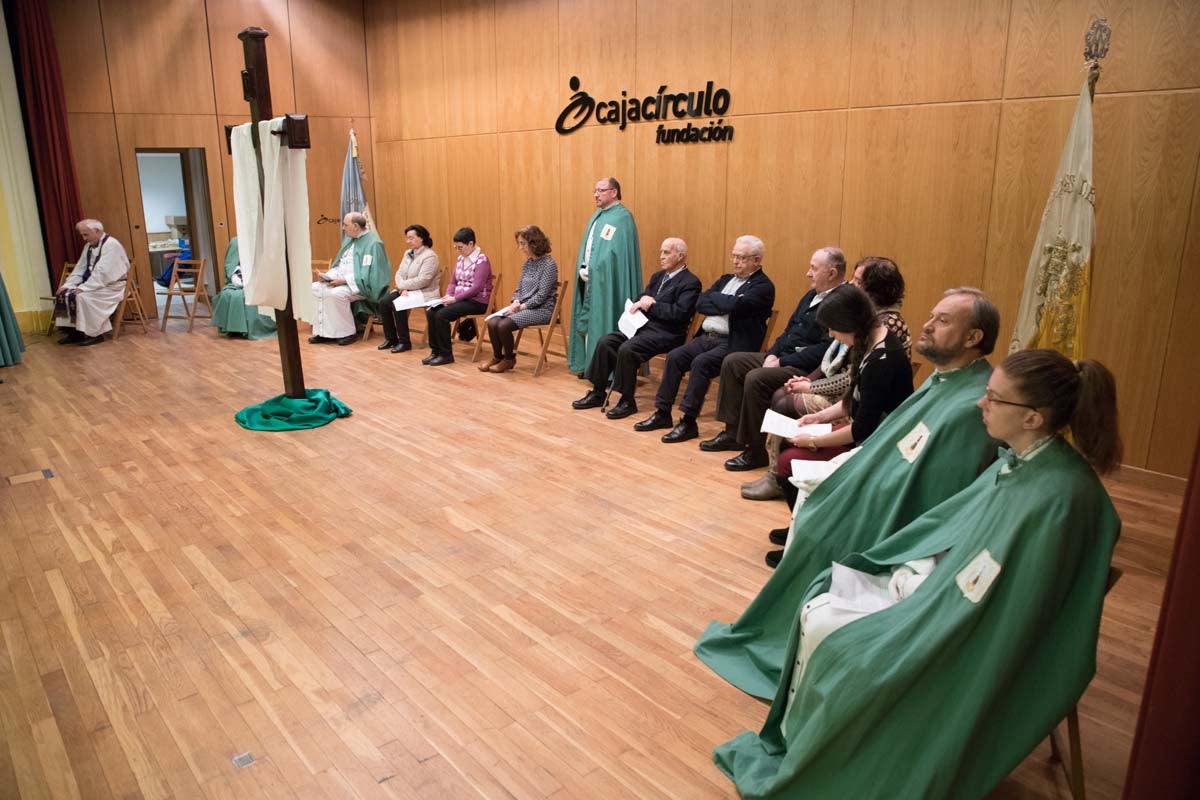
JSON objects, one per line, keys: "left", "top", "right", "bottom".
{"left": 55, "top": 219, "right": 130, "bottom": 346}
{"left": 309, "top": 212, "right": 389, "bottom": 345}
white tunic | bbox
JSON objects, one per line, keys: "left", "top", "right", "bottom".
{"left": 310, "top": 246, "right": 362, "bottom": 338}
{"left": 57, "top": 236, "right": 130, "bottom": 336}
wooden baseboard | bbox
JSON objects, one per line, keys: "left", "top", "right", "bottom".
{"left": 1112, "top": 463, "right": 1188, "bottom": 495}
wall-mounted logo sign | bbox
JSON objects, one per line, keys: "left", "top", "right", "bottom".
{"left": 555, "top": 76, "right": 734, "bottom": 145}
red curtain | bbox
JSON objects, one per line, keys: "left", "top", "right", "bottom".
{"left": 1123, "top": 433, "right": 1200, "bottom": 799}
{"left": 10, "top": 0, "right": 82, "bottom": 288}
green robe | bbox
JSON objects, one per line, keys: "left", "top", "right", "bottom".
{"left": 0, "top": 270, "right": 23, "bottom": 367}
{"left": 211, "top": 238, "right": 277, "bottom": 339}
{"left": 567, "top": 203, "right": 642, "bottom": 372}
{"left": 714, "top": 437, "right": 1120, "bottom": 799}
{"left": 695, "top": 359, "right": 996, "bottom": 699}
{"left": 333, "top": 231, "right": 390, "bottom": 319}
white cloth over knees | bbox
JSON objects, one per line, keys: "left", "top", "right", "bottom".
{"left": 310, "top": 249, "right": 362, "bottom": 338}
{"left": 231, "top": 118, "right": 313, "bottom": 322}
{"left": 57, "top": 237, "right": 129, "bottom": 336}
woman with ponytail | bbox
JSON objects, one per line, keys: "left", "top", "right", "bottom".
{"left": 712, "top": 348, "right": 1122, "bottom": 800}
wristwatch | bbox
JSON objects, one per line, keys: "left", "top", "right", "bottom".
{"left": 806, "top": 437, "right": 819, "bottom": 451}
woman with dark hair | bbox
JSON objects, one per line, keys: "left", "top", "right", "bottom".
{"left": 480, "top": 225, "right": 558, "bottom": 374}
{"left": 713, "top": 349, "right": 1122, "bottom": 800}
{"left": 377, "top": 224, "right": 441, "bottom": 354}
{"left": 770, "top": 283, "right": 912, "bottom": 509}
{"left": 422, "top": 227, "right": 493, "bottom": 366}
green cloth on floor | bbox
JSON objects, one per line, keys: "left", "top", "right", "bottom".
{"left": 0, "top": 270, "right": 25, "bottom": 367}
{"left": 212, "top": 238, "right": 277, "bottom": 339}
{"left": 235, "top": 388, "right": 351, "bottom": 431}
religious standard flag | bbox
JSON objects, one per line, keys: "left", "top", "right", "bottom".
{"left": 1008, "top": 81, "right": 1095, "bottom": 357}
{"left": 340, "top": 129, "right": 374, "bottom": 230}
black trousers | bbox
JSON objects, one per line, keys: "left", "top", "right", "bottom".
{"left": 655, "top": 332, "right": 730, "bottom": 417}
{"left": 586, "top": 329, "right": 683, "bottom": 401}
{"left": 379, "top": 290, "right": 411, "bottom": 344}
{"left": 426, "top": 299, "right": 487, "bottom": 356}
{"left": 715, "top": 352, "right": 804, "bottom": 450}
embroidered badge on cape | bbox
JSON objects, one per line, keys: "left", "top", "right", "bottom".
{"left": 600, "top": 223, "right": 617, "bottom": 241}
{"left": 956, "top": 549, "right": 1002, "bottom": 603}
{"left": 896, "top": 421, "right": 931, "bottom": 463}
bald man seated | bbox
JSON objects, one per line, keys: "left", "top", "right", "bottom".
{"left": 573, "top": 237, "right": 701, "bottom": 419}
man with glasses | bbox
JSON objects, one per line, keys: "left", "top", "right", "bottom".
{"left": 632, "top": 235, "right": 775, "bottom": 443}
{"left": 567, "top": 177, "right": 643, "bottom": 375}
{"left": 696, "top": 286, "right": 1002, "bottom": 699}
{"left": 703, "top": 246, "right": 845, "bottom": 469}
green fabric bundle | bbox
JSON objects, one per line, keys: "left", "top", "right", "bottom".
{"left": 0, "top": 270, "right": 25, "bottom": 367}
{"left": 234, "top": 388, "right": 351, "bottom": 431}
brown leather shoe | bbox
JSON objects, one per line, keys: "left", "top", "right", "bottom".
{"left": 488, "top": 358, "right": 516, "bottom": 373}
{"left": 741, "top": 473, "right": 783, "bottom": 501}
{"left": 478, "top": 357, "right": 501, "bottom": 372}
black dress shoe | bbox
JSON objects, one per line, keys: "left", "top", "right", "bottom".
{"left": 765, "top": 549, "right": 784, "bottom": 569}
{"left": 78, "top": 335, "right": 105, "bottom": 346}
{"left": 724, "top": 449, "right": 769, "bottom": 471}
{"left": 421, "top": 353, "right": 436, "bottom": 364}
{"left": 377, "top": 339, "right": 399, "bottom": 351}
{"left": 633, "top": 410, "right": 673, "bottom": 432}
{"left": 336, "top": 334, "right": 357, "bottom": 346}
{"left": 662, "top": 419, "right": 700, "bottom": 443}
{"left": 572, "top": 389, "right": 605, "bottom": 409}
{"left": 605, "top": 397, "right": 638, "bottom": 420}
{"left": 57, "top": 330, "right": 85, "bottom": 345}
{"left": 390, "top": 342, "right": 412, "bottom": 353}
{"left": 427, "top": 354, "right": 454, "bottom": 366}
{"left": 768, "top": 527, "right": 789, "bottom": 546}
{"left": 699, "top": 430, "right": 742, "bottom": 452}
{"left": 307, "top": 335, "right": 326, "bottom": 344}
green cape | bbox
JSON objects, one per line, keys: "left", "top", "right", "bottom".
{"left": 332, "top": 231, "right": 390, "bottom": 318}
{"left": 714, "top": 437, "right": 1120, "bottom": 799}
{"left": 696, "top": 359, "right": 996, "bottom": 699}
{"left": 0, "top": 269, "right": 24, "bottom": 367}
{"left": 212, "top": 238, "right": 277, "bottom": 339}
{"left": 567, "top": 203, "right": 642, "bottom": 372}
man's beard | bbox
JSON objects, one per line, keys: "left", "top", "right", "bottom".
{"left": 915, "top": 339, "right": 960, "bottom": 366}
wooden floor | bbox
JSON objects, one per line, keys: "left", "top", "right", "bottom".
{"left": 0, "top": 320, "right": 1183, "bottom": 800}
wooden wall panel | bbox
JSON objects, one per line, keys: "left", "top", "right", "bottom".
{"left": 444, "top": 135, "right": 502, "bottom": 277}
{"left": 723, "top": 112, "right": 847, "bottom": 308}
{"left": 216, "top": 115, "right": 248, "bottom": 240}
{"left": 557, "top": 0, "right": 636, "bottom": 105}
{"left": 372, "top": 139, "right": 406, "bottom": 242}
{"left": 849, "top": 0, "right": 1010, "bottom": 107}
{"left": 289, "top": 0, "right": 370, "bottom": 118}
{"left": 207, "top": 0, "right": 295, "bottom": 116}
{"left": 982, "top": 97, "right": 1078, "bottom": 343}
{"left": 729, "top": 0, "right": 852, "bottom": 114}
{"left": 441, "top": 0, "right": 497, "bottom": 136}
{"left": 392, "top": 1, "right": 449, "bottom": 141}
{"left": 47, "top": 0, "right": 112, "bottom": 114}
{"left": 636, "top": 0, "right": 732, "bottom": 94}
{"left": 1004, "top": 0, "right": 1200, "bottom": 99}
{"left": 113, "top": 114, "right": 233, "bottom": 312}
{"left": 303, "top": 118, "right": 377, "bottom": 260}
{"left": 365, "top": 0, "right": 406, "bottom": 142}
{"left": 400, "top": 138, "right": 452, "bottom": 274}
{"left": 633, "top": 136, "right": 728, "bottom": 287}
{"left": 494, "top": 0, "right": 559, "bottom": 133}
{"left": 100, "top": 0, "right": 216, "bottom": 114}
{"left": 1085, "top": 92, "right": 1200, "bottom": 467}
{"left": 1147, "top": 166, "right": 1200, "bottom": 476}
{"left": 67, "top": 113, "right": 131, "bottom": 252}
{"left": 496, "top": 130, "right": 562, "bottom": 289}
{"left": 841, "top": 104, "right": 1001, "bottom": 336}
{"left": 557, "top": 125, "right": 637, "bottom": 284}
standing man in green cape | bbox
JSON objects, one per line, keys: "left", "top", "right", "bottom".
{"left": 567, "top": 177, "right": 642, "bottom": 373}
{"left": 309, "top": 212, "right": 390, "bottom": 345}
{"left": 713, "top": 350, "right": 1122, "bottom": 800}
{"left": 212, "top": 237, "right": 277, "bottom": 339}
{"left": 695, "top": 287, "right": 1002, "bottom": 699}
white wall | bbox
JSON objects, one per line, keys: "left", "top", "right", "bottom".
{"left": 135, "top": 152, "right": 185, "bottom": 233}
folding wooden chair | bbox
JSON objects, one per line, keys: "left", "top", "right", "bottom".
{"left": 41, "top": 262, "right": 76, "bottom": 334}
{"left": 363, "top": 270, "right": 440, "bottom": 346}
{"left": 513, "top": 279, "right": 570, "bottom": 377}
{"left": 111, "top": 262, "right": 149, "bottom": 339}
{"left": 446, "top": 274, "right": 501, "bottom": 362}
{"left": 159, "top": 258, "right": 212, "bottom": 332}
{"left": 1045, "top": 565, "right": 1123, "bottom": 800}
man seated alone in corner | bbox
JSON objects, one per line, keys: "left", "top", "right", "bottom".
{"left": 632, "top": 235, "right": 776, "bottom": 443}
{"left": 573, "top": 237, "right": 701, "bottom": 419}
{"left": 55, "top": 219, "right": 130, "bottom": 346}
{"left": 309, "top": 212, "right": 390, "bottom": 345}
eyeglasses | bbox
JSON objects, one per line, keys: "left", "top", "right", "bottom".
{"left": 982, "top": 391, "right": 1039, "bottom": 411}
{"left": 730, "top": 254, "right": 756, "bottom": 262}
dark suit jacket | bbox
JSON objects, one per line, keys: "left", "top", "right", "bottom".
{"left": 694, "top": 269, "right": 776, "bottom": 353}
{"left": 637, "top": 267, "right": 702, "bottom": 342}
{"left": 768, "top": 287, "right": 834, "bottom": 371}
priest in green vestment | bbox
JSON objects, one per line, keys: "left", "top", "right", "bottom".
{"left": 212, "top": 238, "right": 277, "bottom": 339}
{"left": 696, "top": 288, "right": 1001, "bottom": 699}
{"left": 713, "top": 350, "right": 1122, "bottom": 800}
{"left": 567, "top": 177, "right": 642, "bottom": 373}
{"left": 309, "top": 213, "right": 390, "bottom": 345}
{"left": 0, "top": 269, "right": 24, "bottom": 373}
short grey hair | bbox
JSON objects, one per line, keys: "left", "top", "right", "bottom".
{"left": 816, "top": 246, "right": 846, "bottom": 275}
{"left": 345, "top": 212, "right": 368, "bottom": 230}
{"left": 77, "top": 219, "right": 104, "bottom": 232}
{"left": 735, "top": 235, "right": 765, "bottom": 259}
{"left": 943, "top": 286, "right": 1000, "bottom": 356}
{"left": 663, "top": 237, "right": 688, "bottom": 258}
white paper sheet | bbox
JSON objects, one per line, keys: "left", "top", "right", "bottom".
{"left": 760, "top": 409, "right": 833, "bottom": 439}
{"left": 392, "top": 290, "right": 427, "bottom": 311}
{"left": 618, "top": 299, "right": 648, "bottom": 339}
